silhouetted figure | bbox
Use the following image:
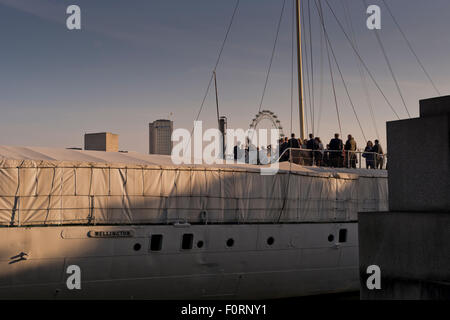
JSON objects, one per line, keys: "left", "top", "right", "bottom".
{"left": 314, "top": 137, "right": 324, "bottom": 166}
{"left": 302, "top": 139, "right": 308, "bottom": 148}
{"left": 247, "top": 140, "right": 257, "bottom": 164}
{"left": 363, "top": 141, "right": 375, "bottom": 169}
{"left": 372, "top": 139, "right": 384, "bottom": 169}
{"left": 306, "top": 133, "right": 318, "bottom": 165}
{"left": 329, "top": 133, "right": 344, "bottom": 167}
{"left": 323, "top": 144, "right": 330, "bottom": 167}
{"left": 344, "top": 134, "right": 357, "bottom": 168}
{"left": 278, "top": 137, "right": 287, "bottom": 162}
{"left": 233, "top": 142, "right": 241, "bottom": 161}
{"left": 288, "top": 133, "right": 301, "bottom": 164}
{"left": 279, "top": 137, "right": 289, "bottom": 162}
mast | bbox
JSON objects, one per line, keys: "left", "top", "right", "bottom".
{"left": 213, "top": 71, "right": 220, "bottom": 128}
{"left": 214, "top": 71, "right": 226, "bottom": 160}
{"left": 295, "top": 0, "right": 306, "bottom": 141}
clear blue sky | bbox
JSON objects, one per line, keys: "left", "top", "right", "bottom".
{"left": 0, "top": 0, "right": 449, "bottom": 153}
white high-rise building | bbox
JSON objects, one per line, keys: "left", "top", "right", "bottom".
{"left": 149, "top": 119, "right": 173, "bottom": 155}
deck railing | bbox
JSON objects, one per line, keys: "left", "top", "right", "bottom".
{"left": 283, "top": 148, "right": 387, "bottom": 169}
{"left": 231, "top": 147, "right": 387, "bottom": 169}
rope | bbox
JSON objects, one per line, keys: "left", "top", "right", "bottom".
{"left": 307, "top": 0, "right": 315, "bottom": 135}
{"left": 319, "top": 0, "right": 367, "bottom": 142}
{"left": 300, "top": 0, "right": 312, "bottom": 135}
{"left": 278, "top": 0, "right": 296, "bottom": 223}
{"left": 317, "top": 6, "right": 368, "bottom": 142}
{"left": 381, "top": 0, "right": 441, "bottom": 96}
{"left": 317, "top": 0, "right": 342, "bottom": 137}
{"left": 322, "top": 0, "right": 401, "bottom": 120}
{"left": 257, "top": 0, "right": 286, "bottom": 115}
{"left": 290, "top": 0, "right": 295, "bottom": 136}
{"left": 249, "top": 0, "right": 286, "bottom": 145}
{"left": 190, "top": 0, "right": 240, "bottom": 136}
{"left": 315, "top": 7, "right": 325, "bottom": 136}
{"left": 362, "top": 0, "right": 411, "bottom": 118}
{"left": 342, "top": 0, "right": 380, "bottom": 139}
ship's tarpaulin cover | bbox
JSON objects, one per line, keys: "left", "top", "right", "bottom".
{"left": 0, "top": 146, "right": 388, "bottom": 226}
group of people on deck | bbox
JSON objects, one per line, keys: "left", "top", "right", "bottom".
{"left": 276, "top": 133, "right": 385, "bottom": 169}
{"left": 232, "top": 132, "right": 385, "bottom": 169}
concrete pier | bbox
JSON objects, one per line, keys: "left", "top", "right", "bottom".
{"left": 359, "top": 96, "right": 450, "bottom": 299}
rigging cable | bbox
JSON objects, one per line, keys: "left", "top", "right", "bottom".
{"left": 300, "top": 0, "right": 311, "bottom": 136}
{"left": 277, "top": 0, "right": 296, "bottom": 224}
{"left": 317, "top": 0, "right": 342, "bottom": 137}
{"left": 256, "top": 0, "right": 287, "bottom": 115}
{"left": 361, "top": 0, "right": 411, "bottom": 119}
{"left": 213, "top": 71, "right": 220, "bottom": 127}
{"left": 315, "top": 4, "right": 325, "bottom": 136}
{"left": 248, "top": 0, "right": 286, "bottom": 146}
{"left": 315, "top": 0, "right": 367, "bottom": 142}
{"left": 290, "top": 0, "right": 295, "bottom": 136}
{"left": 342, "top": 0, "right": 380, "bottom": 139}
{"left": 249, "top": 0, "right": 286, "bottom": 143}
{"left": 381, "top": 0, "right": 441, "bottom": 96}
{"left": 307, "top": 0, "right": 315, "bottom": 135}
{"left": 322, "top": 0, "right": 401, "bottom": 120}
{"left": 191, "top": 0, "right": 240, "bottom": 135}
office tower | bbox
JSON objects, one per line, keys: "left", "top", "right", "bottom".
{"left": 149, "top": 120, "right": 173, "bottom": 155}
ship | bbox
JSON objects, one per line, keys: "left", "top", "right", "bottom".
{"left": 3, "top": 0, "right": 433, "bottom": 299}
{"left": 0, "top": 146, "right": 387, "bottom": 299}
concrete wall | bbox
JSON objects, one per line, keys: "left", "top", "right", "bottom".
{"left": 359, "top": 96, "right": 450, "bottom": 300}
{"left": 387, "top": 114, "right": 450, "bottom": 211}
{"left": 420, "top": 95, "right": 450, "bottom": 117}
{"left": 359, "top": 211, "right": 450, "bottom": 299}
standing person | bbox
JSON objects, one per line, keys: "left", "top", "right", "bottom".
{"left": 362, "top": 141, "right": 375, "bottom": 169}
{"left": 303, "top": 139, "right": 308, "bottom": 148}
{"left": 306, "top": 133, "right": 317, "bottom": 149}
{"left": 248, "top": 139, "right": 258, "bottom": 164}
{"left": 344, "top": 134, "right": 357, "bottom": 168}
{"left": 372, "top": 139, "right": 384, "bottom": 169}
{"left": 279, "top": 137, "right": 289, "bottom": 162}
{"left": 288, "top": 133, "right": 301, "bottom": 164}
{"left": 314, "top": 137, "right": 324, "bottom": 166}
{"left": 297, "top": 138, "right": 307, "bottom": 165}
{"left": 329, "top": 133, "right": 344, "bottom": 167}
{"left": 306, "top": 133, "right": 317, "bottom": 165}
{"left": 233, "top": 142, "right": 241, "bottom": 162}
{"left": 323, "top": 144, "right": 330, "bottom": 167}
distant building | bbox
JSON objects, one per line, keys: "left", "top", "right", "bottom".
{"left": 84, "top": 132, "right": 119, "bottom": 152}
{"left": 149, "top": 120, "right": 173, "bottom": 155}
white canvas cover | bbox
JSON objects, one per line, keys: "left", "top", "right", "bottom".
{"left": 0, "top": 146, "right": 388, "bottom": 226}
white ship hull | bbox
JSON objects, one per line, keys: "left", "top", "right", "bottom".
{"left": 0, "top": 222, "right": 358, "bottom": 299}
{"left": 0, "top": 147, "right": 386, "bottom": 299}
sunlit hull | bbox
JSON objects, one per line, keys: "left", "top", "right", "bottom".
{"left": 0, "top": 222, "right": 358, "bottom": 299}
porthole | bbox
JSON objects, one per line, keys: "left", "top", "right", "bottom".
{"left": 197, "top": 240, "right": 204, "bottom": 248}
{"left": 267, "top": 237, "right": 275, "bottom": 246}
{"left": 328, "top": 234, "right": 334, "bottom": 242}
{"left": 226, "top": 238, "right": 234, "bottom": 247}
{"left": 133, "top": 243, "right": 142, "bottom": 251}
